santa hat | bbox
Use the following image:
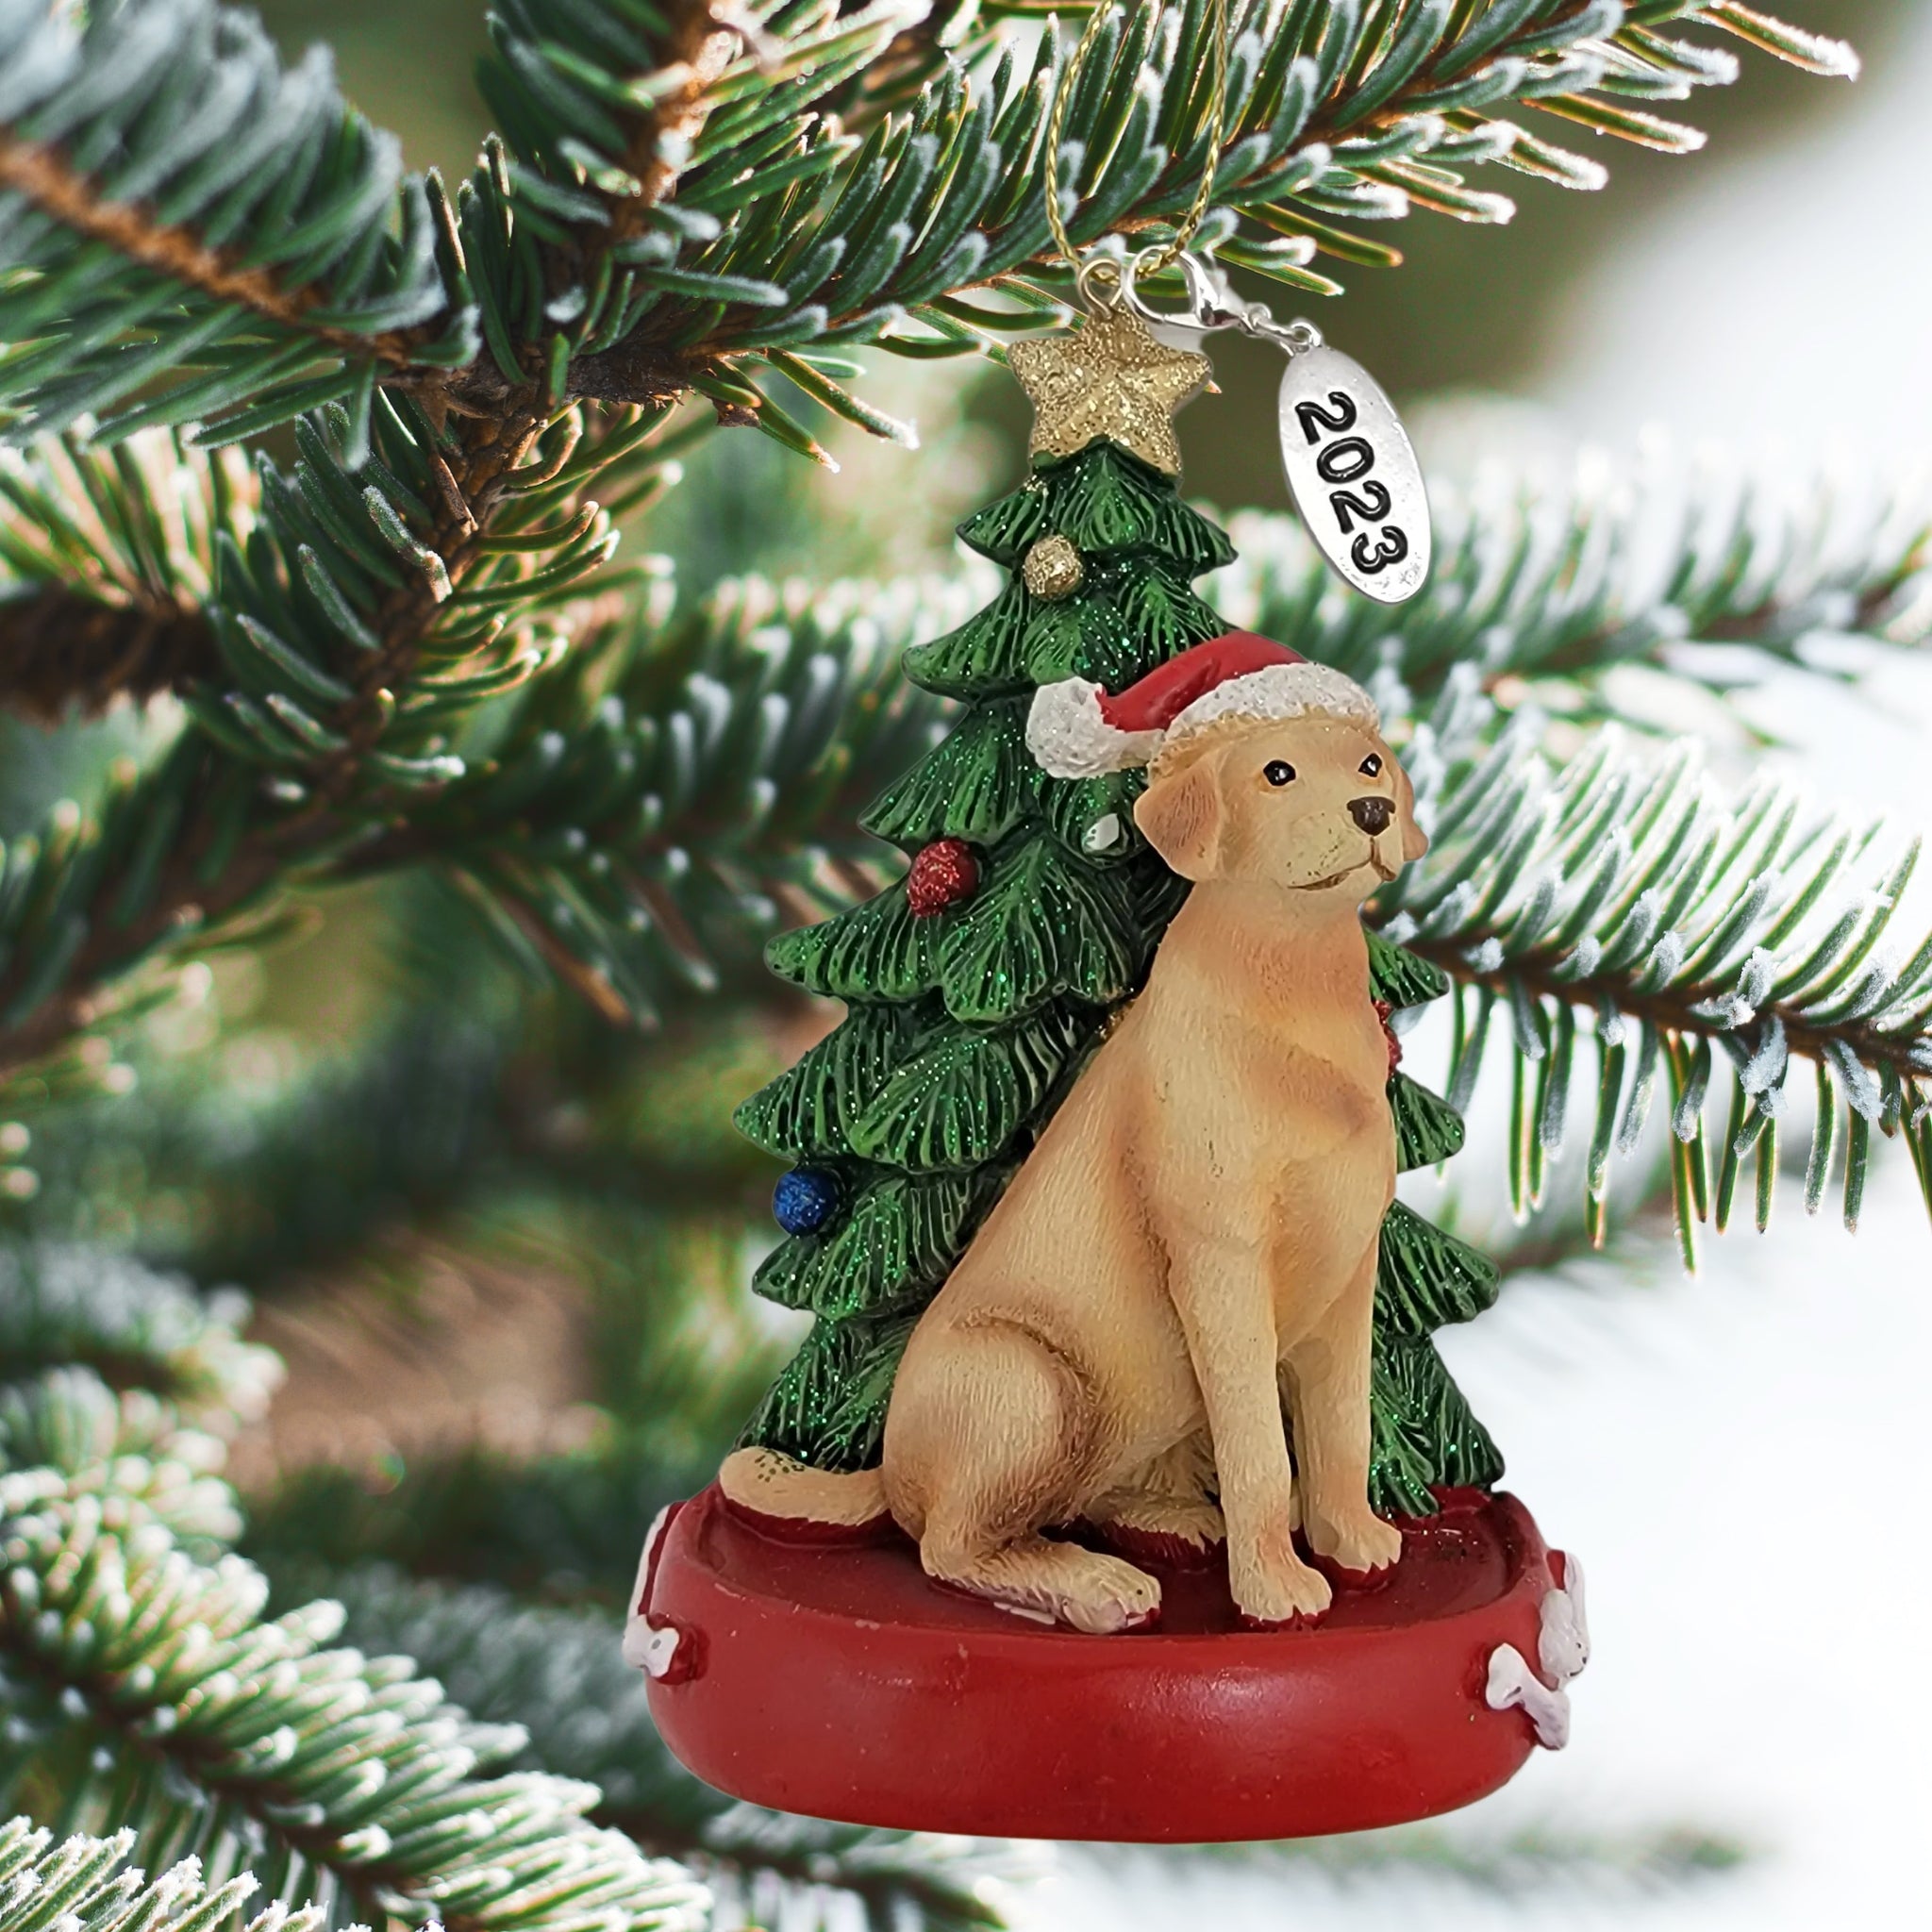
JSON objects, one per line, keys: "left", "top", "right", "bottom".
{"left": 1025, "top": 630, "right": 1377, "bottom": 780}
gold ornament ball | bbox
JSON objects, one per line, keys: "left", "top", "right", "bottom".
{"left": 1023, "top": 535, "right": 1085, "bottom": 601}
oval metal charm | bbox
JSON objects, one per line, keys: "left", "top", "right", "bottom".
{"left": 1277, "top": 346, "right": 1430, "bottom": 604}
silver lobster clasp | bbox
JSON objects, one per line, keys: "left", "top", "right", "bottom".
{"left": 1124, "top": 246, "right": 1323, "bottom": 358}
{"left": 1174, "top": 250, "right": 1254, "bottom": 332}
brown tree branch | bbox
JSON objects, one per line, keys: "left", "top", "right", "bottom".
{"left": 0, "top": 0, "right": 738, "bottom": 1076}
{"left": 1401, "top": 932, "right": 1928, "bottom": 1099}
{"left": 617, "top": 13, "right": 742, "bottom": 235}
{"left": 0, "top": 586, "right": 219, "bottom": 723}
{"left": 0, "top": 132, "right": 431, "bottom": 368}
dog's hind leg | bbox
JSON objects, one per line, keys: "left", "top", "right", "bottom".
{"left": 887, "top": 1315, "right": 1162, "bottom": 1634}
{"left": 925, "top": 1534, "right": 1164, "bottom": 1632}
{"left": 1085, "top": 1430, "right": 1225, "bottom": 1567}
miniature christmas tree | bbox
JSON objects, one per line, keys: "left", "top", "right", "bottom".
{"left": 737, "top": 423, "right": 1502, "bottom": 1516}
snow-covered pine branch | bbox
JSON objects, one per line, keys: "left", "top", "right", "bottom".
{"left": 321, "top": 1565, "right": 1009, "bottom": 1932}
{"left": 0, "top": 2, "right": 1854, "bottom": 458}
{"left": 0, "top": 1816, "right": 326, "bottom": 1932}
{"left": 1218, "top": 442, "right": 1932, "bottom": 722}
{"left": 1379, "top": 691, "right": 1932, "bottom": 1261}
{"left": 0, "top": 1363, "right": 242, "bottom": 1556}
{"left": 0, "top": 1, "right": 472, "bottom": 444}
{"left": 0, "top": 1241, "right": 278, "bottom": 1424}
{"left": 0, "top": 1475, "right": 708, "bottom": 1932}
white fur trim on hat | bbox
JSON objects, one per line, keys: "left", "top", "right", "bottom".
{"left": 1026, "top": 677, "right": 1162, "bottom": 779}
{"left": 1165, "top": 662, "right": 1378, "bottom": 747}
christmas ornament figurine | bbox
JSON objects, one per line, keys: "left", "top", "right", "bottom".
{"left": 627, "top": 0, "right": 1579, "bottom": 1844}
{"left": 735, "top": 629, "right": 1428, "bottom": 1632}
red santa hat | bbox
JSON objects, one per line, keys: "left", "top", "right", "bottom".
{"left": 1025, "top": 630, "right": 1378, "bottom": 780}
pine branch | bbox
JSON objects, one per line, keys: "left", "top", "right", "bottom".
{"left": 0, "top": 0, "right": 1873, "bottom": 1083}
{"left": 319, "top": 1566, "right": 1007, "bottom": 1932}
{"left": 0, "top": 457, "right": 946, "bottom": 1077}
{"left": 0, "top": 127, "right": 432, "bottom": 364}
{"left": 0, "top": 430, "right": 250, "bottom": 721}
{"left": 0, "top": 1478, "right": 708, "bottom": 1932}
{"left": 8, "top": 433, "right": 1927, "bottom": 1085}
{"left": 0, "top": 1365, "right": 241, "bottom": 1556}
{"left": 0, "top": 398, "right": 652, "bottom": 1082}
{"left": 349, "top": 446, "right": 1932, "bottom": 1020}
{"left": 425, "top": 0, "right": 1863, "bottom": 453}
{"left": 484, "top": 0, "right": 1854, "bottom": 423}
{"left": 341, "top": 575, "right": 962, "bottom": 1024}
{"left": 822, "top": 3, "right": 1000, "bottom": 127}
{"left": 1376, "top": 686, "right": 1932, "bottom": 1260}
{"left": 1218, "top": 448, "right": 1932, "bottom": 725}
{"left": 0, "top": 1241, "right": 278, "bottom": 1423}
{"left": 2, "top": 0, "right": 1852, "bottom": 462}
{"left": 0, "top": 1816, "right": 327, "bottom": 1932}
{"left": 0, "top": 2, "right": 473, "bottom": 447}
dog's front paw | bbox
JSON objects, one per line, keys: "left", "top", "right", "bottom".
{"left": 1231, "top": 1524, "right": 1333, "bottom": 1627}
{"left": 1305, "top": 1508, "right": 1403, "bottom": 1575}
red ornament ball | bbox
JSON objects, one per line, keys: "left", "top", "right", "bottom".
{"left": 1375, "top": 998, "right": 1403, "bottom": 1078}
{"left": 906, "top": 838, "right": 979, "bottom": 917}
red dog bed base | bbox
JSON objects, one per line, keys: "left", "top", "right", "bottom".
{"left": 628, "top": 1483, "right": 1582, "bottom": 1842}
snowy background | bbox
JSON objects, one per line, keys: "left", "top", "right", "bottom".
{"left": 1041, "top": 8, "right": 1932, "bottom": 1926}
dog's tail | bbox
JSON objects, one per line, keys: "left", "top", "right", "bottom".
{"left": 718, "top": 1446, "right": 889, "bottom": 1529}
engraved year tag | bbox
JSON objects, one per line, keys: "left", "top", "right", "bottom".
{"left": 1277, "top": 347, "right": 1430, "bottom": 604}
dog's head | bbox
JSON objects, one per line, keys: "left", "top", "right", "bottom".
{"left": 1132, "top": 709, "right": 1426, "bottom": 898}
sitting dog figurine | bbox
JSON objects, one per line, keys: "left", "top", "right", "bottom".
{"left": 722, "top": 632, "right": 1428, "bottom": 1634}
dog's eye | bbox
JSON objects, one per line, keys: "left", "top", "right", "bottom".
{"left": 1358, "top": 754, "right": 1383, "bottom": 777}
{"left": 1263, "top": 760, "right": 1296, "bottom": 787}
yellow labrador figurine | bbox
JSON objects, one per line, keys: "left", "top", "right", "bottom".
{"left": 723, "top": 633, "right": 1428, "bottom": 1634}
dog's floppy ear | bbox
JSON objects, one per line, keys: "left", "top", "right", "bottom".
{"left": 1393, "top": 754, "right": 1429, "bottom": 863}
{"left": 1135, "top": 751, "right": 1224, "bottom": 879}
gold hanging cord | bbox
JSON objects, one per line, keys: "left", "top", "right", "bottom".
{"left": 1044, "top": 0, "right": 1231, "bottom": 287}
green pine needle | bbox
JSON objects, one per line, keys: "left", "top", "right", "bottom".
{"left": 319, "top": 1565, "right": 1009, "bottom": 1932}
{"left": 1376, "top": 685, "right": 1932, "bottom": 1257}
{"left": 0, "top": 1474, "right": 708, "bottom": 1932}
{"left": 0, "top": 1816, "right": 326, "bottom": 1932}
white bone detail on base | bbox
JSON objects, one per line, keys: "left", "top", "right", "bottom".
{"left": 623, "top": 1504, "right": 688, "bottom": 1680}
{"left": 1539, "top": 1553, "right": 1589, "bottom": 1685}
{"left": 1485, "top": 1644, "right": 1571, "bottom": 1749}
{"left": 1485, "top": 1553, "right": 1589, "bottom": 1751}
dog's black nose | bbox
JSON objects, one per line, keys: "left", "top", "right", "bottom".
{"left": 1349, "top": 796, "right": 1393, "bottom": 836}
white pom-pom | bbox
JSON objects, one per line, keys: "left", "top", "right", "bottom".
{"left": 1026, "top": 677, "right": 1157, "bottom": 777}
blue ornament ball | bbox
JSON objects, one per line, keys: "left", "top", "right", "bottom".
{"left": 774, "top": 1166, "right": 841, "bottom": 1236}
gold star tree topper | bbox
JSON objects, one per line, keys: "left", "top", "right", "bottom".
{"left": 1008, "top": 305, "right": 1212, "bottom": 476}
